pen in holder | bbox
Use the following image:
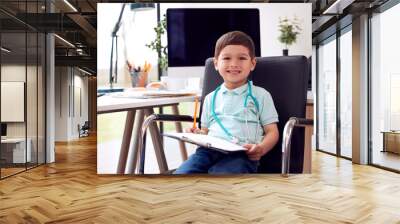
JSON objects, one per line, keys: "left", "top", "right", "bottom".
{"left": 130, "top": 71, "right": 148, "bottom": 87}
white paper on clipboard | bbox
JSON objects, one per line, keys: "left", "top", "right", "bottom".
{"left": 163, "top": 132, "right": 246, "bottom": 153}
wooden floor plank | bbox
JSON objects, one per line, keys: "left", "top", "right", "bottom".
{"left": 0, "top": 134, "right": 400, "bottom": 223}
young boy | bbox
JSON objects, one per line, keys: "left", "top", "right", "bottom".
{"left": 174, "top": 31, "right": 279, "bottom": 174}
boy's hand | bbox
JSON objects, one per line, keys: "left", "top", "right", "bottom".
{"left": 185, "top": 127, "right": 203, "bottom": 134}
{"left": 243, "top": 144, "right": 265, "bottom": 161}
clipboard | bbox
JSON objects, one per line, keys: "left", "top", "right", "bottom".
{"left": 163, "top": 132, "right": 246, "bottom": 153}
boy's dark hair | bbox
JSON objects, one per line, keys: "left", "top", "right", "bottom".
{"left": 214, "top": 31, "right": 256, "bottom": 58}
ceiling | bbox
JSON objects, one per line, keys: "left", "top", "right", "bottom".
{"left": 0, "top": 0, "right": 390, "bottom": 75}
{"left": 0, "top": 0, "right": 98, "bottom": 74}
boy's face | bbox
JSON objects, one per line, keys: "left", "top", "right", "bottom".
{"left": 214, "top": 45, "right": 256, "bottom": 88}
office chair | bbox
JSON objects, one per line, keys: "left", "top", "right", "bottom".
{"left": 138, "top": 56, "right": 313, "bottom": 175}
{"left": 79, "top": 121, "right": 90, "bottom": 138}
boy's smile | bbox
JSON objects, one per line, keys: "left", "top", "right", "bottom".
{"left": 226, "top": 69, "right": 241, "bottom": 75}
{"left": 214, "top": 45, "right": 256, "bottom": 89}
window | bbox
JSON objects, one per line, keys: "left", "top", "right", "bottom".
{"left": 339, "top": 27, "right": 352, "bottom": 158}
{"left": 370, "top": 2, "right": 400, "bottom": 171}
{"left": 0, "top": 1, "right": 47, "bottom": 179}
{"left": 317, "top": 35, "right": 337, "bottom": 154}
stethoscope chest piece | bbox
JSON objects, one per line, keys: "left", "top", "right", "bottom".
{"left": 230, "top": 137, "right": 239, "bottom": 144}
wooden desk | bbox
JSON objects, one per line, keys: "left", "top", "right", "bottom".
{"left": 1, "top": 138, "right": 31, "bottom": 164}
{"left": 381, "top": 131, "right": 400, "bottom": 154}
{"left": 98, "top": 93, "right": 199, "bottom": 174}
{"left": 97, "top": 94, "right": 199, "bottom": 114}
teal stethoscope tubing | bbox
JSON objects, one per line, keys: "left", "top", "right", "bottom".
{"left": 211, "top": 80, "right": 261, "bottom": 143}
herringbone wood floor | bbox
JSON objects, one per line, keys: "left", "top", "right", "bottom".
{"left": 1, "top": 134, "right": 400, "bottom": 223}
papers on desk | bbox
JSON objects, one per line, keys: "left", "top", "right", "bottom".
{"left": 163, "top": 132, "right": 246, "bottom": 153}
{"left": 110, "top": 89, "right": 197, "bottom": 99}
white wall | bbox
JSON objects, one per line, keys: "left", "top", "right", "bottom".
{"left": 55, "top": 66, "right": 68, "bottom": 141}
{"left": 55, "top": 67, "right": 89, "bottom": 141}
{"left": 1, "top": 65, "right": 35, "bottom": 137}
{"left": 72, "top": 74, "right": 89, "bottom": 137}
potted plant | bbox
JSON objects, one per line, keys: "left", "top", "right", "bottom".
{"left": 146, "top": 14, "right": 168, "bottom": 76}
{"left": 278, "top": 16, "right": 302, "bottom": 56}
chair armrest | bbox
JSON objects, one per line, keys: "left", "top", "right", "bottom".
{"left": 137, "top": 114, "right": 200, "bottom": 174}
{"left": 290, "top": 118, "right": 313, "bottom": 126}
{"left": 281, "top": 117, "right": 313, "bottom": 177}
{"left": 149, "top": 114, "right": 197, "bottom": 123}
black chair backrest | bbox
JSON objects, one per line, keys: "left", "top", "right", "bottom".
{"left": 82, "top": 121, "right": 90, "bottom": 129}
{"left": 199, "top": 56, "right": 308, "bottom": 173}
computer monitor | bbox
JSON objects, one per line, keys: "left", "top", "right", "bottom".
{"left": 167, "top": 8, "right": 261, "bottom": 67}
{"left": 1, "top": 123, "right": 7, "bottom": 138}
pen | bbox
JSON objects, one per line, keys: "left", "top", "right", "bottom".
{"left": 144, "top": 61, "right": 151, "bottom": 72}
{"left": 193, "top": 97, "right": 199, "bottom": 129}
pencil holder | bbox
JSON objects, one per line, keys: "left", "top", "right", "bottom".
{"left": 130, "top": 71, "right": 148, "bottom": 87}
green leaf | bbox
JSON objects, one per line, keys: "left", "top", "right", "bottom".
{"left": 145, "top": 14, "right": 169, "bottom": 71}
{"left": 277, "top": 16, "right": 302, "bottom": 47}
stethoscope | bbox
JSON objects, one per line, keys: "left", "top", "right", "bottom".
{"left": 211, "top": 80, "right": 261, "bottom": 144}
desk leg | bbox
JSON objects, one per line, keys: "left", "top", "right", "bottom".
{"left": 382, "top": 133, "right": 386, "bottom": 152}
{"left": 126, "top": 109, "right": 145, "bottom": 174}
{"left": 144, "top": 108, "right": 168, "bottom": 173}
{"left": 117, "top": 110, "right": 136, "bottom": 174}
{"left": 303, "top": 104, "right": 313, "bottom": 173}
{"left": 159, "top": 106, "right": 164, "bottom": 145}
{"left": 171, "top": 104, "right": 188, "bottom": 161}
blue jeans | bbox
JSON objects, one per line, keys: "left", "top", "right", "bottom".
{"left": 174, "top": 147, "right": 259, "bottom": 174}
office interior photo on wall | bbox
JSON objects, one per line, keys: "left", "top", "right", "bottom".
{"left": 97, "top": 3, "right": 312, "bottom": 175}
